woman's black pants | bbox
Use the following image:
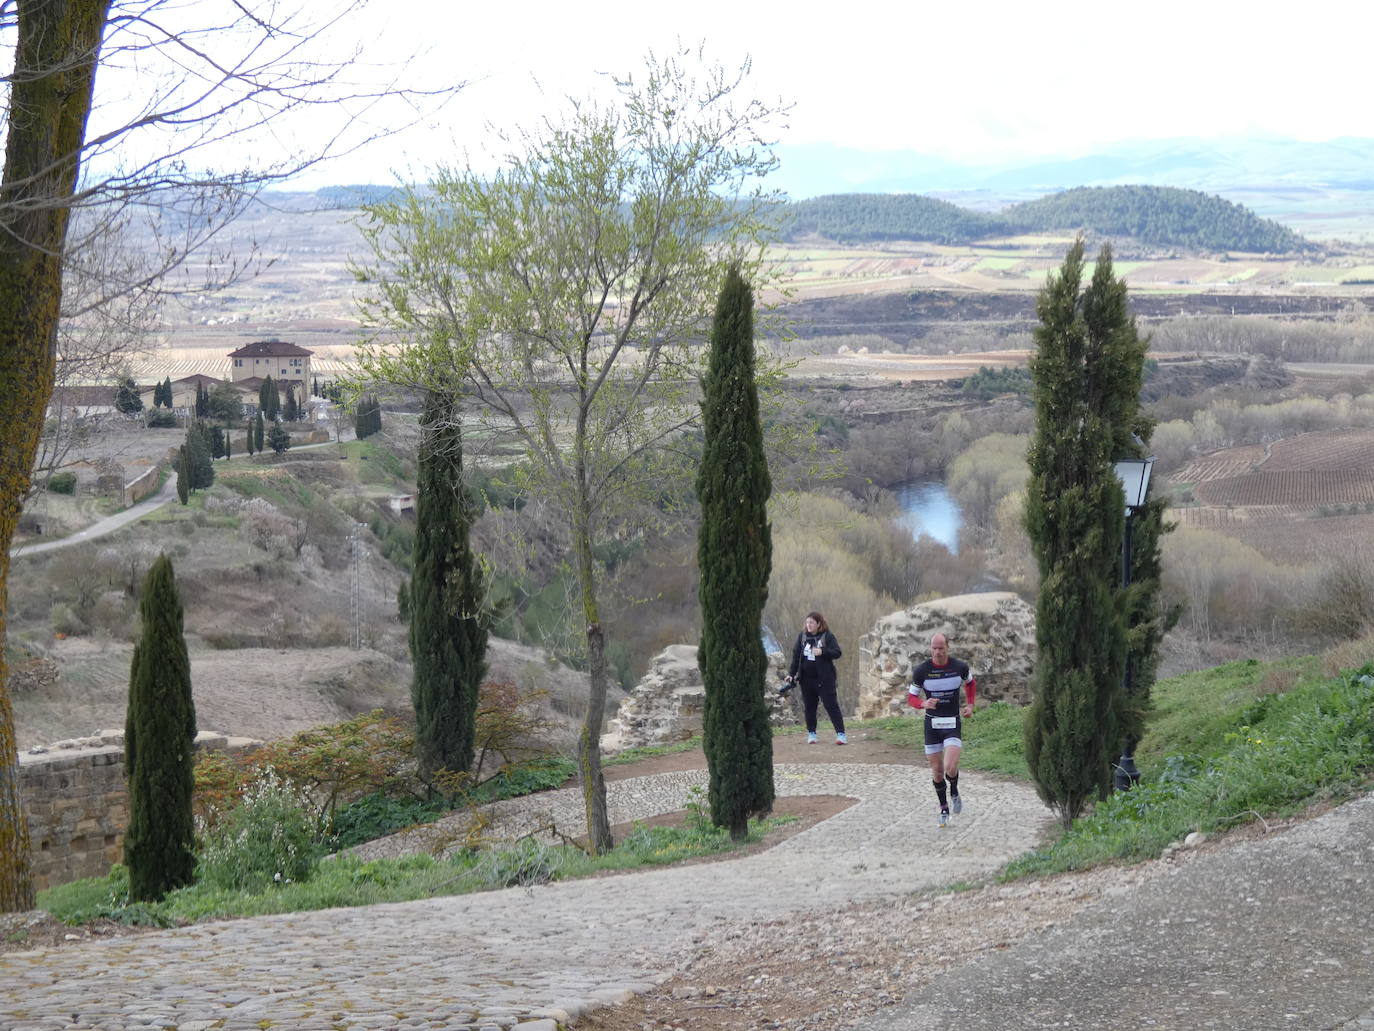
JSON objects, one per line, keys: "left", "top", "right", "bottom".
{"left": 800, "top": 679, "right": 845, "bottom": 735}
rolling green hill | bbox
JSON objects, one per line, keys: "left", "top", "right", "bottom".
{"left": 779, "top": 184, "right": 1316, "bottom": 253}
{"left": 1003, "top": 185, "right": 1313, "bottom": 253}
{"left": 781, "top": 193, "right": 1005, "bottom": 245}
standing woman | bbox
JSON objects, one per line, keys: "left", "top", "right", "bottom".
{"left": 786, "top": 611, "right": 847, "bottom": 745}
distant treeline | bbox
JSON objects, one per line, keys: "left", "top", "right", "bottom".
{"left": 779, "top": 184, "right": 1314, "bottom": 253}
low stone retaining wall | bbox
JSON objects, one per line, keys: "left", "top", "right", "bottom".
{"left": 19, "top": 729, "right": 261, "bottom": 892}
{"left": 122, "top": 462, "right": 164, "bottom": 507}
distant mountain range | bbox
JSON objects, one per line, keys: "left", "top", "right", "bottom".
{"left": 770, "top": 137, "right": 1374, "bottom": 199}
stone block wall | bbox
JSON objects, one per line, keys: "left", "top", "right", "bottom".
{"left": 19, "top": 729, "right": 261, "bottom": 892}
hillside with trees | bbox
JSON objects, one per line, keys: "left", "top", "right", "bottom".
{"left": 778, "top": 185, "right": 1314, "bottom": 253}
{"left": 1003, "top": 185, "right": 1313, "bottom": 253}
{"left": 781, "top": 193, "right": 1006, "bottom": 244}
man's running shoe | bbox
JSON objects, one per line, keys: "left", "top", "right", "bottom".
{"left": 938, "top": 808, "right": 950, "bottom": 828}
{"left": 951, "top": 795, "right": 963, "bottom": 815}
{"left": 807, "top": 732, "right": 818, "bottom": 744}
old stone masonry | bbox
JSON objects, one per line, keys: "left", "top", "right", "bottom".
{"left": 1, "top": 763, "right": 1052, "bottom": 1031}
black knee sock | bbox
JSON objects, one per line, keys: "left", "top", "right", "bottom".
{"left": 933, "top": 779, "right": 948, "bottom": 809}
{"left": 948, "top": 772, "right": 960, "bottom": 799}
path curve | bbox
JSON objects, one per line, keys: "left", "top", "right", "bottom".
{"left": 0, "top": 762, "right": 1053, "bottom": 1030}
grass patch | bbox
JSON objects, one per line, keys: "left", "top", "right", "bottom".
{"left": 41, "top": 810, "right": 796, "bottom": 927}
{"left": 605, "top": 736, "right": 703, "bottom": 766}
{"left": 1005, "top": 664, "right": 1374, "bottom": 878}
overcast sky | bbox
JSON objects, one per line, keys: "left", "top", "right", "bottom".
{"left": 78, "top": 0, "right": 1374, "bottom": 189}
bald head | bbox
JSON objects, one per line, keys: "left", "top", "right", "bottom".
{"left": 930, "top": 633, "right": 949, "bottom": 664}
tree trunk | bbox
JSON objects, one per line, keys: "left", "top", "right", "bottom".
{"left": 572, "top": 494, "right": 613, "bottom": 855}
{"left": 0, "top": 0, "right": 111, "bottom": 912}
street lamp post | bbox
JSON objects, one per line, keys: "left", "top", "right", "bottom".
{"left": 1113, "top": 455, "right": 1156, "bottom": 791}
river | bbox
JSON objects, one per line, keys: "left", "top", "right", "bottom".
{"left": 891, "top": 480, "right": 963, "bottom": 553}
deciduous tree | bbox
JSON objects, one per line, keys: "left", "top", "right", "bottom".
{"left": 0, "top": 0, "right": 456, "bottom": 909}
{"left": 353, "top": 48, "right": 783, "bottom": 852}
{"left": 124, "top": 554, "right": 196, "bottom": 901}
{"left": 697, "top": 267, "right": 774, "bottom": 841}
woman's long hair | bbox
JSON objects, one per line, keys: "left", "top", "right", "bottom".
{"left": 806, "top": 611, "right": 829, "bottom": 633}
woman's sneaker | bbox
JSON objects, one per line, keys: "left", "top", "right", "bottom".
{"left": 938, "top": 808, "right": 950, "bottom": 828}
{"left": 835, "top": 732, "right": 847, "bottom": 745}
{"left": 951, "top": 795, "right": 963, "bottom": 815}
{"left": 807, "top": 732, "right": 818, "bottom": 744}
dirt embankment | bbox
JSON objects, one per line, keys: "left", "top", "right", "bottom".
{"left": 778, "top": 289, "right": 1365, "bottom": 345}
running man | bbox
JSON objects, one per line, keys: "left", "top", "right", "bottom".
{"left": 908, "top": 632, "right": 976, "bottom": 827}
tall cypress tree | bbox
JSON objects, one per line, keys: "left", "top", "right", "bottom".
{"left": 254, "top": 410, "right": 265, "bottom": 453}
{"left": 124, "top": 554, "right": 197, "bottom": 902}
{"left": 185, "top": 424, "right": 213, "bottom": 489}
{"left": 175, "top": 445, "right": 189, "bottom": 505}
{"left": 1024, "top": 238, "right": 1142, "bottom": 826}
{"left": 696, "top": 265, "right": 774, "bottom": 841}
{"left": 409, "top": 389, "right": 487, "bottom": 781}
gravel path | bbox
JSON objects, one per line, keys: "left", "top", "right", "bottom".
{"left": 0, "top": 762, "right": 1053, "bottom": 1031}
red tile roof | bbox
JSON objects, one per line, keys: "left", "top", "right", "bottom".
{"left": 226, "top": 340, "right": 314, "bottom": 358}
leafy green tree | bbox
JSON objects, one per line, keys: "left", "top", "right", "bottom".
{"left": 114, "top": 375, "right": 143, "bottom": 415}
{"left": 124, "top": 554, "right": 197, "bottom": 901}
{"left": 409, "top": 389, "right": 487, "bottom": 779}
{"left": 1023, "top": 239, "right": 1144, "bottom": 826}
{"left": 697, "top": 266, "right": 774, "bottom": 841}
{"left": 352, "top": 49, "right": 781, "bottom": 852}
{"left": 267, "top": 419, "right": 291, "bottom": 455}
{"left": 206, "top": 382, "right": 244, "bottom": 423}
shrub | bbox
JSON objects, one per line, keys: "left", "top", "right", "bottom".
{"left": 146, "top": 408, "right": 177, "bottom": 428}
{"left": 330, "top": 794, "right": 444, "bottom": 850}
{"left": 196, "top": 769, "right": 321, "bottom": 891}
{"left": 49, "top": 601, "right": 84, "bottom": 636}
{"left": 48, "top": 471, "right": 77, "bottom": 494}
{"left": 474, "top": 837, "right": 562, "bottom": 888}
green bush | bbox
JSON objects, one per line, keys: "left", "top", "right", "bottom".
{"left": 330, "top": 794, "right": 444, "bottom": 850}
{"left": 48, "top": 471, "right": 77, "bottom": 494}
{"left": 196, "top": 770, "right": 322, "bottom": 891}
{"left": 146, "top": 409, "right": 177, "bottom": 428}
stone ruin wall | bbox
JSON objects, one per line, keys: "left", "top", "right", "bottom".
{"left": 602, "top": 644, "right": 797, "bottom": 754}
{"left": 19, "top": 729, "right": 261, "bottom": 893}
{"left": 857, "top": 592, "right": 1036, "bottom": 719}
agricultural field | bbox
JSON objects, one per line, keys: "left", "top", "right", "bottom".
{"left": 1170, "top": 428, "right": 1374, "bottom": 562}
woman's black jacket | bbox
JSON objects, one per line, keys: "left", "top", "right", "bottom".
{"left": 788, "top": 629, "right": 842, "bottom": 689}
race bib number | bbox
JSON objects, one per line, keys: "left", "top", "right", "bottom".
{"left": 931, "top": 716, "right": 957, "bottom": 730}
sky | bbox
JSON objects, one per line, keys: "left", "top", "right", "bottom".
{"left": 70, "top": 0, "right": 1374, "bottom": 190}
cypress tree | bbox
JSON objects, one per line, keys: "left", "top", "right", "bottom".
{"left": 185, "top": 424, "right": 214, "bottom": 489}
{"left": 175, "top": 445, "right": 189, "bottom": 505}
{"left": 409, "top": 388, "right": 487, "bottom": 781}
{"left": 258, "top": 375, "right": 271, "bottom": 415}
{"left": 245, "top": 419, "right": 255, "bottom": 456}
{"left": 696, "top": 265, "right": 774, "bottom": 841}
{"left": 124, "top": 554, "right": 197, "bottom": 901}
{"left": 161, "top": 376, "right": 173, "bottom": 408}
{"left": 267, "top": 377, "right": 280, "bottom": 421}
{"left": 284, "top": 383, "right": 297, "bottom": 423}
{"left": 254, "top": 410, "right": 265, "bottom": 453}
{"left": 1024, "top": 239, "right": 1143, "bottom": 826}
